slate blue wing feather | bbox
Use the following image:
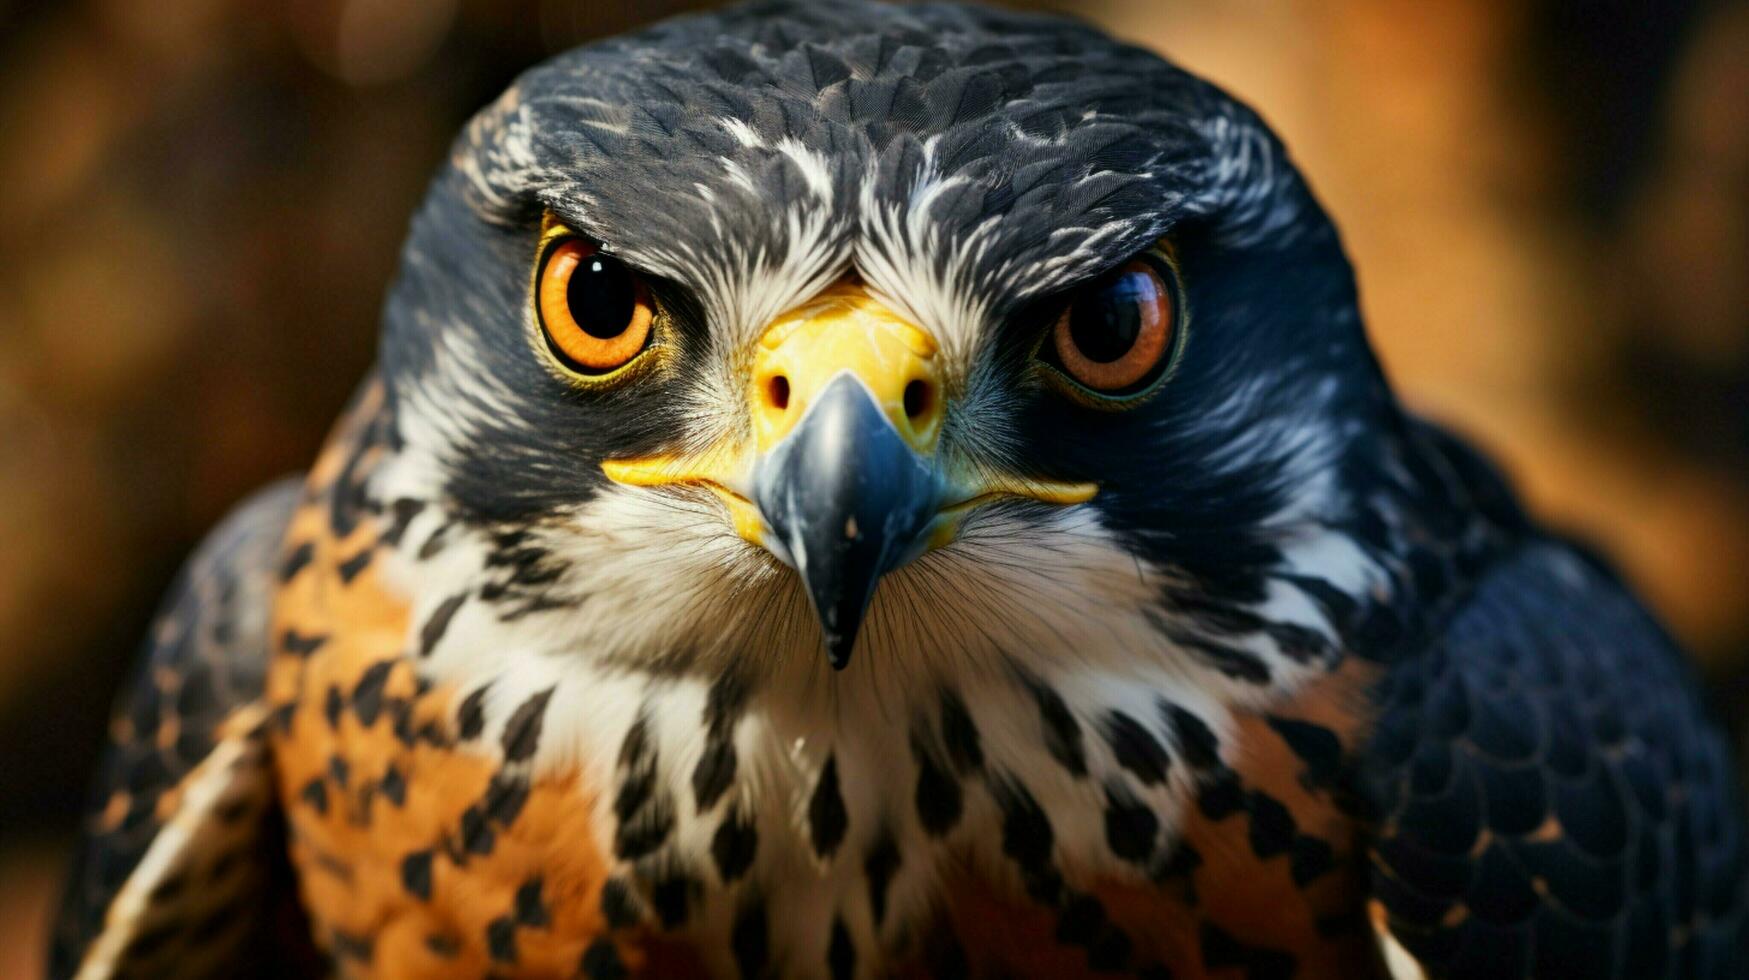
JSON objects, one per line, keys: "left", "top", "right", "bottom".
{"left": 49, "top": 479, "right": 310, "bottom": 980}
{"left": 1363, "top": 540, "right": 1749, "bottom": 978}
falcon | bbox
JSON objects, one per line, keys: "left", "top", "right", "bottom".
{"left": 49, "top": 2, "right": 1749, "bottom": 977}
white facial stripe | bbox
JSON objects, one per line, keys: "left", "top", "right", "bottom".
{"left": 854, "top": 150, "right": 995, "bottom": 368}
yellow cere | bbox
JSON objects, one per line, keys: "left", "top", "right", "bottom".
{"left": 751, "top": 280, "right": 943, "bottom": 453}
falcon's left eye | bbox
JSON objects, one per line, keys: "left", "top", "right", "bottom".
{"left": 1037, "top": 250, "right": 1184, "bottom": 406}
{"left": 536, "top": 237, "right": 654, "bottom": 376}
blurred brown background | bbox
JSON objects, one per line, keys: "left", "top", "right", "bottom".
{"left": 1, "top": 0, "right": 1745, "bottom": 972}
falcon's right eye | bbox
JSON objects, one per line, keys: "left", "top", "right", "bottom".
{"left": 536, "top": 237, "right": 654, "bottom": 376}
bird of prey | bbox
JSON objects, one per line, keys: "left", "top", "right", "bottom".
{"left": 48, "top": 2, "right": 1748, "bottom": 978}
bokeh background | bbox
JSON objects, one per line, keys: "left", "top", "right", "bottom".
{"left": 2, "top": 0, "right": 1745, "bottom": 971}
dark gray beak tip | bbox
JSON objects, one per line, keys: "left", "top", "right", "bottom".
{"left": 824, "top": 633, "right": 855, "bottom": 671}
{"left": 753, "top": 375, "right": 937, "bottom": 671}
{"left": 814, "top": 570, "right": 875, "bottom": 670}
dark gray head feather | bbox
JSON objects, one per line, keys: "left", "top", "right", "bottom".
{"left": 447, "top": 0, "right": 1315, "bottom": 335}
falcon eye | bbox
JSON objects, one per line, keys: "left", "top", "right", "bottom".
{"left": 536, "top": 237, "right": 654, "bottom": 375}
{"left": 1041, "top": 255, "right": 1181, "bottom": 404}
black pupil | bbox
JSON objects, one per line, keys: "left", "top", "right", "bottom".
{"left": 1068, "top": 268, "right": 1150, "bottom": 363}
{"left": 566, "top": 252, "right": 635, "bottom": 339}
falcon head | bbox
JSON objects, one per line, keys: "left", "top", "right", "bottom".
{"left": 378, "top": 0, "right": 1396, "bottom": 687}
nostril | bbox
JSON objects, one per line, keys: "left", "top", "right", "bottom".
{"left": 767, "top": 375, "right": 790, "bottom": 411}
{"left": 903, "top": 379, "right": 933, "bottom": 422}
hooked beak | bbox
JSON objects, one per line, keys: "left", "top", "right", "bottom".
{"left": 603, "top": 280, "right": 1095, "bottom": 669}
{"left": 754, "top": 373, "right": 937, "bottom": 667}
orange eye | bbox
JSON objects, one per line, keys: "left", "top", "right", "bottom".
{"left": 537, "top": 238, "right": 653, "bottom": 374}
{"left": 1050, "top": 259, "right": 1175, "bottom": 395}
